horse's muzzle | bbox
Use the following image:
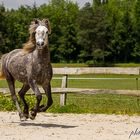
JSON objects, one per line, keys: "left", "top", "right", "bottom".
{"left": 36, "top": 41, "right": 44, "bottom": 46}
{"left": 36, "top": 41, "right": 45, "bottom": 50}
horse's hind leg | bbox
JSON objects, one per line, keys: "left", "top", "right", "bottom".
{"left": 18, "top": 84, "right": 30, "bottom": 119}
{"left": 6, "top": 73, "right": 25, "bottom": 121}
{"left": 40, "top": 83, "right": 53, "bottom": 112}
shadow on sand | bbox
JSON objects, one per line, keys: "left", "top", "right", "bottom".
{"left": 19, "top": 122, "right": 77, "bottom": 129}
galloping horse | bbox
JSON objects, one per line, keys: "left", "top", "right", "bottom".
{"left": 0, "top": 19, "right": 53, "bottom": 121}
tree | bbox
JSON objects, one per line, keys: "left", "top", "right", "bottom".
{"left": 0, "top": 0, "right": 139, "bottom": 64}
{"left": 77, "top": 2, "right": 111, "bottom": 64}
{"left": 131, "top": 0, "right": 140, "bottom": 62}
{"left": 108, "top": 0, "right": 134, "bottom": 62}
{"left": 58, "top": 23, "right": 79, "bottom": 62}
{"left": 77, "top": 3, "right": 95, "bottom": 62}
{"left": 0, "top": 4, "right": 9, "bottom": 54}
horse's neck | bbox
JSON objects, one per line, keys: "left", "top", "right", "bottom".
{"left": 33, "top": 47, "right": 50, "bottom": 64}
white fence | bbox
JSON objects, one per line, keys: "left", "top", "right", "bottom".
{"left": 53, "top": 67, "right": 140, "bottom": 75}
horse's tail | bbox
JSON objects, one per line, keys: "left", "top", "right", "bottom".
{"left": 0, "top": 70, "right": 5, "bottom": 80}
{"left": 0, "top": 55, "right": 6, "bottom": 80}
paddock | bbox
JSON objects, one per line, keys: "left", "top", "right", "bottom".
{"left": 0, "top": 112, "right": 140, "bottom": 140}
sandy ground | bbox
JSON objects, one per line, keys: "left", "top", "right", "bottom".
{"left": 0, "top": 112, "right": 139, "bottom": 140}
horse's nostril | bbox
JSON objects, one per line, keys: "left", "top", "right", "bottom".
{"left": 37, "top": 42, "right": 40, "bottom": 46}
{"left": 37, "top": 41, "right": 44, "bottom": 46}
{"left": 41, "top": 42, "right": 44, "bottom": 46}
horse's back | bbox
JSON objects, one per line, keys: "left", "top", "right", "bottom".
{"left": 2, "top": 49, "right": 22, "bottom": 62}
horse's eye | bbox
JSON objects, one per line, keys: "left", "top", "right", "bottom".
{"left": 46, "top": 31, "right": 48, "bottom": 34}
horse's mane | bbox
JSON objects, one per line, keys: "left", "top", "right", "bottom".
{"left": 23, "top": 19, "right": 51, "bottom": 53}
{"left": 23, "top": 20, "right": 38, "bottom": 53}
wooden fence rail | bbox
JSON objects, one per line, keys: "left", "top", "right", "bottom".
{"left": 1, "top": 87, "right": 140, "bottom": 96}
{"left": 53, "top": 67, "right": 140, "bottom": 75}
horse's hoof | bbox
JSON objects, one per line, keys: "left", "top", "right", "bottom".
{"left": 20, "top": 116, "right": 27, "bottom": 122}
{"left": 24, "top": 113, "right": 29, "bottom": 119}
{"left": 39, "top": 106, "right": 46, "bottom": 112}
{"left": 39, "top": 104, "right": 45, "bottom": 108}
{"left": 19, "top": 113, "right": 27, "bottom": 122}
{"left": 29, "top": 114, "right": 35, "bottom": 120}
{"left": 29, "top": 111, "right": 36, "bottom": 120}
{"left": 39, "top": 105, "right": 45, "bottom": 112}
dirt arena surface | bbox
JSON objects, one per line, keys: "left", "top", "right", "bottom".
{"left": 0, "top": 112, "right": 139, "bottom": 140}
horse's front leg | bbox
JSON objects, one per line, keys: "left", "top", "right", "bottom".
{"left": 18, "top": 84, "right": 30, "bottom": 119}
{"left": 40, "top": 83, "right": 53, "bottom": 112}
{"left": 29, "top": 79, "right": 42, "bottom": 120}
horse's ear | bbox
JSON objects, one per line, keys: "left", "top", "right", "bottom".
{"left": 31, "top": 19, "right": 40, "bottom": 25}
{"left": 42, "top": 19, "right": 51, "bottom": 34}
{"left": 34, "top": 19, "right": 39, "bottom": 25}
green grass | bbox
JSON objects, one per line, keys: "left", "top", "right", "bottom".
{"left": 52, "top": 63, "right": 87, "bottom": 68}
{"left": 114, "top": 63, "right": 140, "bottom": 67}
{"left": 0, "top": 94, "right": 140, "bottom": 115}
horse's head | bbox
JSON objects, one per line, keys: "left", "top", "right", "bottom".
{"left": 23, "top": 19, "right": 51, "bottom": 53}
{"left": 34, "top": 19, "right": 51, "bottom": 50}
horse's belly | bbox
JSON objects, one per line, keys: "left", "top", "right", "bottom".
{"left": 10, "top": 63, "right": 28, "bottom": 83}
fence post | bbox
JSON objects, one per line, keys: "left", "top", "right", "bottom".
{"left": 60, "top": 75, "right": 68, "bottom": 106}
{"left": 136, "top": 78, "right": 138, "bottom": 90}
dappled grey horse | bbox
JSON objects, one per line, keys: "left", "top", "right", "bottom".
{"left": 0, "top": 19, "right": 53, "bottom": 121}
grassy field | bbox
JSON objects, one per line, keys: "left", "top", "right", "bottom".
{"left": 52, "top": 63, "right": 87, "bottom": 67}
{"left": 0, "top": 93, "right": 140, "bottom": 115}
{"left": 0, "top": 73, "right": 140, "bottom": 115}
